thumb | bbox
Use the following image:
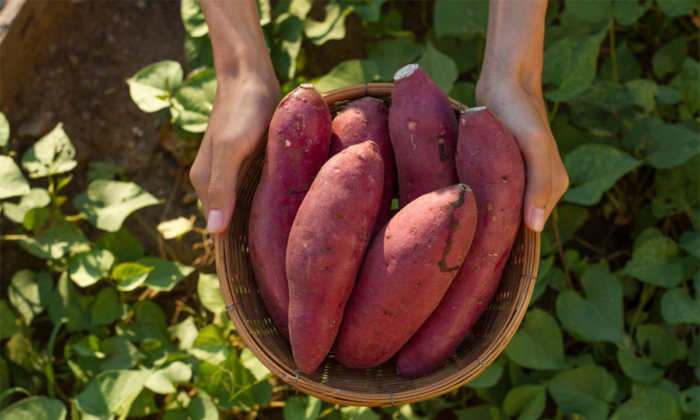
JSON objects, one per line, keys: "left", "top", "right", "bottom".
{"left": 519, "top": 132, "right": 553, "bottom": 232}
{"left": 206, "top": 141, "right": 242, "bottom": 234}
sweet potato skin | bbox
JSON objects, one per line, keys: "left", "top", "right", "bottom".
{"left": 333, "top": 184, "right": 477, "bottom": 369}
{"left": 389, "top": 64, "right": 459, "bottom": 207}
{"left": 249, "top": 84, "right": 332, "bottom": 340}
{"left": 397, "top": 107, "right": 525, "bottom": 378}
{"left": 287, "top": 141, "right": 384, "bottom": 374}
{"left": 330, "top": 98, "right": 396, "bottom": 234}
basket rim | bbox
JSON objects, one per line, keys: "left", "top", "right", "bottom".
{"left": 214, "top": 82, "right": 540, "bottom": 407}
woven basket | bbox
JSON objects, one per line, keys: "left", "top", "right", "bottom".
{"left": 214, "top": 83, "right": 540, "bottom": 407}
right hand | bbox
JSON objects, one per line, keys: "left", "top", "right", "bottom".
{"left": 190, "top": 71, "right": 280, "bottom": 234}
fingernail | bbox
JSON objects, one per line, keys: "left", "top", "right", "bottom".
{"left": 207, "top": 210, "right": 224, "bottom": 233}
{"left": 530, "top": 208, "right": 545, "bottom": 232}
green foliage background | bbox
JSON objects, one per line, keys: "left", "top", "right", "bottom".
{"left": 1, "top": 0, "right": 699, "bottom": 419}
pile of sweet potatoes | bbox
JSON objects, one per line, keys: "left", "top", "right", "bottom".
{"left": 248, "top": 65, "right": 525, "bottom": 377}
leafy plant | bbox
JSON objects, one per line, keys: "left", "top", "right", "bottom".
{"left": 2, "top": 0, "right": 699, "bottom": 419}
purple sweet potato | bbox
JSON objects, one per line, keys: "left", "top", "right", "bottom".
{"left": 389, "top": 64, "right": 458, "bottom": 207}
{"left": 330, "top": 97, "right": 396, "bottom": 234}
{"left": 333, "top": 184, "right": 478, "bottom": 369}
{"left": 249, "top": 84, "right": 332, "bottom": 340}
{"left": 287, "top": 141, "right": 384, "bottom": 374}
{"left": 397, "top": 107, "right": 525, "bottom": 378}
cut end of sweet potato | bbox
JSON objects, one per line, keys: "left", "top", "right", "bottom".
{"left": 462, "top": 106, "right": 488, "bottom": 114}
{"left": 394, "top": 63, "right": 419, "bottom": 80}
{"left": 299, "top": 83, "right": 315, "bottom": 89}
{"left": 458, "top": 183, "right": 472, "bottom": 193}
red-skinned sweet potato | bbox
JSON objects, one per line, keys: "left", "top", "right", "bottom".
{"left": 249, "top": 84, "right": 332, "bottom": 340}
{"left": 333, "top": 184, "right": 477, "bottom": 369}
{"left": 287, "top": 141, "right": 384, "bottom": 374}
{"left": 389, "top": 64, "right": 458, "bottom": 207}
{"left": 330, "top": 97, "right": 395, "bottom": 234}
{"left": 397, "top": 107, "right": 525, "bottom": 378}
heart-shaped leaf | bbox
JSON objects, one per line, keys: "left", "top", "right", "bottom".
{"left": 21, "top": 124, "right": 77, "bottom": 178}
{"left": 3, "top": 188, "right": 51, "bottom": 224}
{"left": 624, "top": 236, "right": 684, "bottom": 288}
{"left": 127, "top": 61, "right": 183, "bottom": 113}
{"left": 74, "top": 180, "right": 159, "bottom": 232}
{"left": 661, "top": 288, "right": 700, "bottom": 324}
{"left": 1, "top": 396, "right": 66, "bottom": 420}
{"left": 610, "top": 388, "right": 680, "bottom": 420}
{"left": 503, "top": 384, "right": 546, "bottom": 420}
{"left": 549, "top": 365, "right": 617, "bottom": 420}
{"left": 68, "top": 250, "right": 115, "bottom": 288}
{"left": 8, "top": 270, "right": 53, "bottom": 324}
{"left": 0, "top": 156, "right": 30, "bottom": 200}
{"left": 505, "top": 309, "right": 566, "bottom": 370}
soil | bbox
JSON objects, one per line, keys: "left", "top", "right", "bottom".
{"left": 0, "top": 0, "right": 200, "bottom": 284}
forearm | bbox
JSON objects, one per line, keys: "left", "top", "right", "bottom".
{"left": 478, "top": 0, "right": 547, "bottom": 95}
{"left": 201, "top": 0, "right": 274, "bottom": 83}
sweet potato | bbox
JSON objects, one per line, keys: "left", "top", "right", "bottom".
{"left": 333, "top": 184, "right": 477, "bottom": 369}
{"left": 287, "top": 141, "right": 384, "bottom": 374}
{"left": 330, "top": 97, "right": 395, "bottom": 234}
{"left": 389, "top": 64, "right": 458, "bottom": 207}
{"left": 249, "top": 84, "right": 332, "bottom": 339}
{"left": 397, "top": 107, "right": 525, "bottom": 378}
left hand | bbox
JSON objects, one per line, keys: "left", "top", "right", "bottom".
{"left": 475, "top": 77, "right": 569, "bottom": 232}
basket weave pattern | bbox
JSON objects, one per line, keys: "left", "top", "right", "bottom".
{"left": 214, "top": 83, "right": 540, "bottom": 407}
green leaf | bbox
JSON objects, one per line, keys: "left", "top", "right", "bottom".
{"left": 197, "top": 273, "right": 226, "bottom": 314}
{"left": 680, "top": 386, "right": 700, "bottom": 414}
{"left": 168, "top": 317, "right": 198, "bottom": 351}
{"left": 240, "top": 348, "right": 271, "bottom": 381}
{"left": 0, "top": 300, "right": 19, "bottom": 339}
{"left": 679, "top": 231, "right": 700, "bottom": 258}
{"left": 656, "top": 0, "right": 698, "bottom": 16}
{"left": 314, "top": 59, "right": 379, "bottom": 93}
{"left": 564, "top": 0, "right": 610, "bottom": 22}
{"left": 74, "top": 180, "right": 160, "bottom": 232}
{"left": 626, "top": 79, "right": 657, "bottom": 113}
{"left": 181, "top": 0, "right": 208, "bottom": 37}
{"left": 611, "top": 388, "right": 680, "bottom": 420}
{"left": 137, "top": 257, "right": 194, "bottom": 292}
{"left": 652, "top": 161, "right": 699, "bottom": 218}
{"left": 0, "top": 156, "right": 30, "bottom": 199}
{"left": 86, "top": 161, "right": 125, "bottom": 183}
{"left": 556, "top": 267, "right": 624, "bottom": 344}
{"left": 648, "top": 123, "right": 700, "bottom": 169}
{"left": 1, "top": 396, "right": 66, "bottom": 420}
{"left": 76, "top": 370, "right": 152, "bottom": 419}
{"left": 368, "top": 38, "right": 424, "bottom": 81}
{"left": 5, "top": 331, "right": 42, "bottom": 372}
{"left": 618, "top": 347, "right": 665, "bottom": 383}
{"left": 548, "top": 365, "right": 617, "bottom": 420}
{"left": 563, "top": 144, "right": 641, "bottom": 205}
{"left": 3, "top": 188, "right": 50, "bottom": 224}
{"left": 283, "top": 396, "right": 322, "bottom": 420}
{"left": 466, "top": 363, "right": 503, "bottom": 389}
{"left": 613, "top": 0, "right": 650, "bottom": 25}
{"left": 145, "top": 362, "right": 193, "bottom": 394}
{"left": 449, "top": 82, "right": 477, "bottom": 108}
{"left": 433, "top": 0, "right": 488, "bottom": 38}
{"left": 127, "top": 61, "right": 184, "bottom": 113}
{"left": 624, "top": 236, "right": 684, "bottom": 288}
{"left": 417, "top": 42, "right": 459, "bottom": 93}
{"left": 19, "top": 217, "right": 90, "bottom": 260}
{"left": 661, "top": 288, "right": 700, "bottom": 324}
{"left": 275, "top": 0, "right": 313, "bottom": 19}
{"left": 119, "top": 300, "right": 168, "bottom": 343}
{"left": 157, "top": 217, "right": 194, "bottom": 239}
{"left": 184, "top": 34, "right": 214, "bottom": 71}
{"left": 503, "top": 384, "right": 546, "bottom": 420}
{"left": 112, "top": 262, "right": 153, "bottom": 292}
{"left": 257, "top": 0, "right": 271, "bottom": 25}
{"left": 657, "top": 85, "right": 682, "bottom": 105}
{"left": 101, "top": 337, "right": 142, "bottom": 371}
{"left": 636, "top": 324, "right": 687, "bottom": 367}
{"left": 340, "top": 406, "right": 380, "bottom": 420}
{"left": 8, "top": 270, "right": 53, "bottom": 324}
{"left": 189, "top": 324, "right": 228, "bottom": 364}
{"left": 95, "top": 227, "right": 144, "bottom": 264}
{"left": 454, "top": 405, "right": 500, "bottom": 420}
{"left": 171, "top": 69, "right": 217, "bottom": 133}
{"left": 186, "top": 396, "right": 218, "bottom": 420}
{"left": 341, "top": 0, "right": 386, "bottom": 22}
{"left": 72, "top": 335, "right": 105, "bottom": 358}
{"left": 0, "top": 111, "right": 9, "bottom": 149}
{"left": 68, "top": 250, "right": 115, "bottom": 288}
{"left": 271, "top": 14, "right": 304, "bottom": 80}
{"left": 543, "top": 29, "right": 607, "bottom": 102}
{"left": 577, "top": 81, "right": 636, "bottom": 113}
{"left": 21, "top": 124, "right": 76, "bottom": 178}
{"left": 652, "top": 37, "right": 687, "bottom": 79}
{"left": 505, "top": 309, "right": 566, "bottom": 370}
{"left": 303, "top": 2, "right": 348, "bottom": 45}
{"left": 600, "top": 42, "right": 642, "bottom": 82}
{"left": 49, "top": 272, "right": 91, "bottom": 332}
{"left": 127, "top": 389, "right": 158, "bottom": 418}
{"left": 677, "top": 58, "right": 700, "bottom": 113}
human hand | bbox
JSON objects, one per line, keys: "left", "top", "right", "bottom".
{"left": 190, "top": 72, "right": 280, "bottom": 234}
{"left": 476, "top": 78, "right": 569, "bottom": 232}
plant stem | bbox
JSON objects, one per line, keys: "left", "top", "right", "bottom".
{"left": 0, "top": 387, "right": 32, "bottom": 402}
{"left": 630, "top": 283, "right": 656, "bottom": 335}
{"left": 132, "top": 213, "right": 178, "bottom": 261}
{"left": 548, "top": 101, "right": 560, "bottom": 122}
{"left": 552, "top": 207, "right": 573, "bottom": 288}
{"left": 46, "top": 319, "right": 66, "bottom": 400}
{"left": 0, "top": 234, "right": 29, "bottom": 241}
{"left": 609, "top": 15, "right": 618, "bottom": 83}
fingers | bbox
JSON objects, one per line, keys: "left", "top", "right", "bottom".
{"left": 205, "top": 137, "right": 245, "bottom": 234}
{"left": 518, "top": 130, "right": 553, "bottom": 232}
